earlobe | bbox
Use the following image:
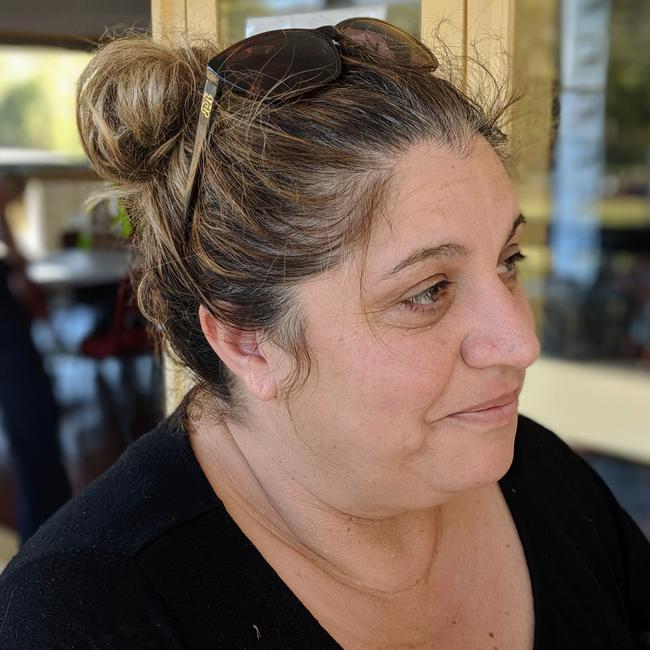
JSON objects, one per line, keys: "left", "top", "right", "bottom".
{"left": 198, "top": 305, "right": 278, "bottom": 401}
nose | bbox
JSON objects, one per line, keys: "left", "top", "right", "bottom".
{"left": 460, "top": 281, "right": 541, "bottom": 370}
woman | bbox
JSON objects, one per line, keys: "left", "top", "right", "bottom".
{"left": 0, "top": 18, "right": 648, "bottom": 649}
{"left": 0, "top": 175, "right": 71, "bottom": 542}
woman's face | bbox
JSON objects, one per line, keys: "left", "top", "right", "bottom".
{"left": 264, "top": 137, "right": 540, "bottom": 517}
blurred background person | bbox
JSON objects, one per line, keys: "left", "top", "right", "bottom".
{"left": 0, "top": 173, "right": 71, "bottom": 542}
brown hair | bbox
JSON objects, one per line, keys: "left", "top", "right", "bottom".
{"left": 76, "top": 30, "right": 515, "bottom": 417}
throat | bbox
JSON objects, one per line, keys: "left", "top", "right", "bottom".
{"left": 191, "top": 412, "right": 450, "bottom": 595}
{"left": 226, "top": 481, "right": 449, "bottom": 597}
{"left": 190, "top": 416, "right": 533, "bottom": 649}
{"left": 278, "top": 484, "right": 533, "bottom": 650}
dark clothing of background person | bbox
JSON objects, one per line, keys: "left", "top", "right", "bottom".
{"left": 0, "top": 411, "right": 647, "bottom": 649}
{"left": 0, "top": 176, "right": 71, "bottom": 541}
{"left": 0, "top": 260, "right": 71, "bottom": 541}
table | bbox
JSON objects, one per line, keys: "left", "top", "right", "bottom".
{"left": 27, "top": 249, "right": 130, "bottom": 290}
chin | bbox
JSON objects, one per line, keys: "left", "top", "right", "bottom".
{"left": 440, "top": 417, "right": 519, "bottom": 492}
{"left": 420, "top": 416, "right": 519, "bottom": 494}
{"left": 468, "top": 421, "right": 518, "bottom": 487}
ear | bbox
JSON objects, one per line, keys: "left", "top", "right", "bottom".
{"left": 198, "top": 305, "right": 278, "bottom": 401}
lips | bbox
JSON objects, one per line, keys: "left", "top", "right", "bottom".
{"left": 445, "top": 387, "right": 522, "bottom": 427}
{"left": 457, "top": 389, "right": 521, "bottom": 414}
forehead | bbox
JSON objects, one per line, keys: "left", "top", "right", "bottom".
{"left": 367, "top": 138, "right": 517, "bottom": 264}
{"left": 298, "top": 139, "right": 519, "bottom": 313}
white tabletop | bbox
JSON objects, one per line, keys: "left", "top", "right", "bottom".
{"left": 27, "top": 249, "right": 131, "bottom": 289}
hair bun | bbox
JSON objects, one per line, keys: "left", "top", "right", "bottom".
{"left": 77, "top": 38, "right": 208, "bottom": 184}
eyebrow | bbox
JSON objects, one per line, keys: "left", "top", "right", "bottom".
{"left": 381, "top": 213, "right": 527, "bottom": 281}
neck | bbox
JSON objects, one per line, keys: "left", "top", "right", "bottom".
{"left": 188, "top": 403, "right": 470, "bottom": 598}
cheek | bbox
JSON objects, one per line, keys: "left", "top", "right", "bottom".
{"left": 317, "top": 325, "right": 459, "bottom": 422}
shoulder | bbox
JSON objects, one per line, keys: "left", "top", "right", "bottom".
{"left": 0, "top": 411, "right": 218, "bottom": 647}
{"left": 15, "top": 412, "right": 219, "bottom": 562}
{"left": 511, "top": 414, "right": 606, "bottom": 490}
{"left": 512, "top": 412, "right": 579, "bottom": 460}
{"left": 0, "top": 548, "right": 185, "bottom": 648}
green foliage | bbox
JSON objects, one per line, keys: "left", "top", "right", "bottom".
{"left": 114, "top": 200, "right": 133, "bottom": 239}
{"left": 605, "top": 0, "right": 650, "bottom": 169}
{"left": 0, "top": 47, "right": 89, "bottom": 154}
{"left": 0, "top": 80, "right": 50, "bottom": 148}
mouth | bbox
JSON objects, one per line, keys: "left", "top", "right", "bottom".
{"left": 447, "top": 397, "right": 519, "bottom": 427}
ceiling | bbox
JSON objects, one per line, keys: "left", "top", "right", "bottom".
{"left": 0, "top": 0, "right": 150, "bottom": 50}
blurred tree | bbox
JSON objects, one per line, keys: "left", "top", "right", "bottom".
{"left": 0, "top": 80, "right": 50, "bottom": 149}
{"left": 0, "top": 47, "right": 88, "bottom": 155}
{"left": 605, "top": 0, "right": 650, "bottom": 172}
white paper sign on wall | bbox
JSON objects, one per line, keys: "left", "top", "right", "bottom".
{"left": 246, "top": 6, "right": 388, "bottom": 37}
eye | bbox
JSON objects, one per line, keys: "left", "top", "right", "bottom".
{"left": 497, "top": 251, "right": 526, "bottom": 279}
{"left": 401, "top": 280, "right": 454, "bottom": 313}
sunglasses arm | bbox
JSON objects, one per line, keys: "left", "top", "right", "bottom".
{"left": 183, "top": 73, "right": 221, "bottom": 222}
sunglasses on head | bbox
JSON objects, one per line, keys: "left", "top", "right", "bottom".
{"left": 182, "top": 17, "right": 438, "bottom": 225}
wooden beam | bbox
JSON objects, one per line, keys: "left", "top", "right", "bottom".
{"left": 151, "top": 0, "right": 219, "bottom": 411}
{"left": 509, "top": 0, "right": 557, "bottom": 207}
{"left": 421, "top": 0, "right": 515, "bottom": 95}
{"left": 151, "top": 0, "right": 218, "bottom": 44}
{"left": 187, "top": 0, "right": 218, "bottom": 42}
{"left": 466, "top": 0, "right": 515, "bottom": 85}
{"left": 421, "top": 0, "right": 466, "bottom": 65}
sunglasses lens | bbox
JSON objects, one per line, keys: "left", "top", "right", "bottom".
{"left": 210, "top": 30, "right": 341, "bottom": 97}
{"left": 337, "top": 18, "right": 438, "bottom": 69}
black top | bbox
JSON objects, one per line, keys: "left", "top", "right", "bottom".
{"left": 0, "top": 412, "right": 649, "bottom": 649}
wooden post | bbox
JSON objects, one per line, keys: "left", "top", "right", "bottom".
{"left": 151, "top": 0, "right": 219, "bottom": 44}
{"left": 466, "top": 0, "right": 515, "bottom": 85}
{"left": 150, "top": 0, "right": 219, "bottom": 412}
{"left": 420, "top": 0, "right": 466, "bottom": 68}
{"left": 421, "top": 0, "right": 515, "bottom": 100}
